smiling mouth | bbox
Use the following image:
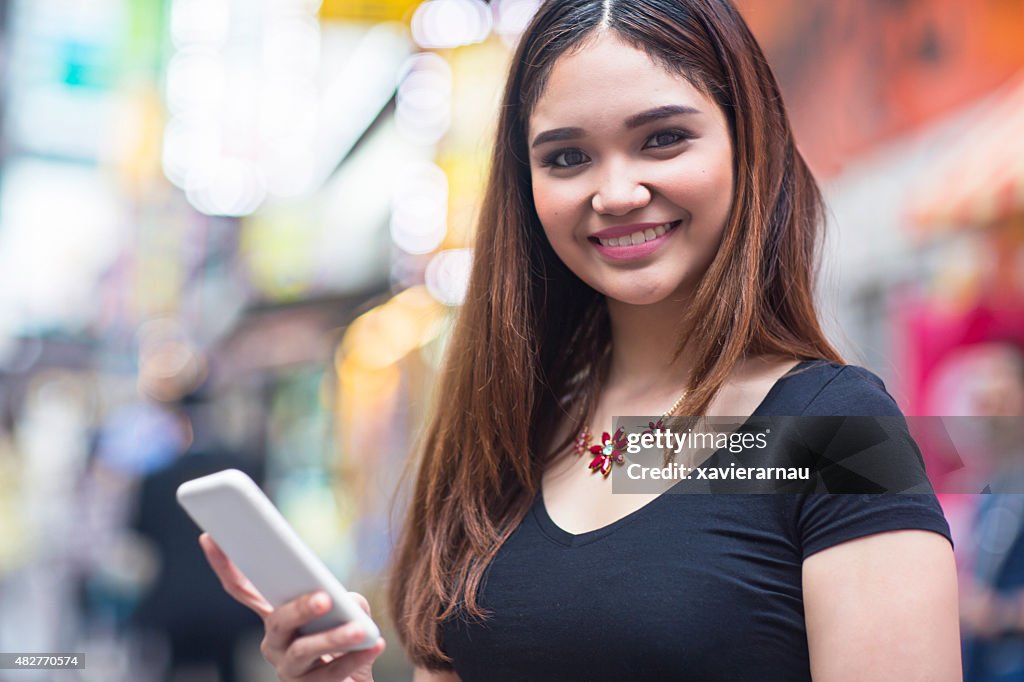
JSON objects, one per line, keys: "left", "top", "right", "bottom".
{"left": 588, "top": 220, "right": 682, "bottom": 247}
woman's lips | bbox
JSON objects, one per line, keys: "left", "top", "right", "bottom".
{"left": 589, "top": 219, "right": 682, "bottom": 261}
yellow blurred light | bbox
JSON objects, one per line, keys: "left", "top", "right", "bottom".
{"left": 319, "top": 0, "right": 420, "bottom": 22}
{"left": 337, "top": 354, "right": 401, "bottom": 399}
{"left": 113, "top": 86, "right": 166, "bottom": 191}
{"left": 343, "top": 308, "right": 413, "bottom": 368}
{"left": 389, "top": 285, "right": 447, "bottom": 346}
{"left": 336, "top": 286, "right": 446, "bottom": 371}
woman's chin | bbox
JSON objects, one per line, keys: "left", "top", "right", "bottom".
{"left": 601, "top": 287, "right": 676, "bottom": 307}
{"left": 596, "top": 277, "right": 697, "bottom": 307}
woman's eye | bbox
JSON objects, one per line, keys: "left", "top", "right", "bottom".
{"left": 543, "top": 149, "right": 589, "bottom": 168}
{"left": 643, "top": 130, "right": 690, "bottom": 149}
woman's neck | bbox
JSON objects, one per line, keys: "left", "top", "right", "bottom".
{"left": 604, "top": 295, "right": 695, "bottom": 398}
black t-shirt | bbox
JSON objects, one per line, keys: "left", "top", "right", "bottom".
{"left": 439, "top": 360, "right": 953, "bottom": 681}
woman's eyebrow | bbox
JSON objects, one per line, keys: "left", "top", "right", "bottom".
{"left": 624, "top": 104, "right": 702, "bottom": 129}
{"left": 531, "top": 104, "right": 702, "bottom": 149}
{"left": 531, "top": 127, "right": 584, "bottom": 149}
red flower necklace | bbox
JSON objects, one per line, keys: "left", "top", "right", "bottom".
{"left": 573, "top": 388, "right": 689, "bottom": 478}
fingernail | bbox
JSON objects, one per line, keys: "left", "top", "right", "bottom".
{"left": 310, "top": 592, "right": 329, "bottom": 612}
{"left": 349, "top": 626, "right": 365, "bottom": 641}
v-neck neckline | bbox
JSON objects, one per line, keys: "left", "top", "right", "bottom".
{"left": 534, "top": 359, "right": 818, "bottom": 547}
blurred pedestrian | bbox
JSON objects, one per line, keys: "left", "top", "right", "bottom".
{"left": 130, "top": 389, "right": 263, "bottom": 682}
{"left": 960, "top": 342, "right": 1024, "bottom": 681}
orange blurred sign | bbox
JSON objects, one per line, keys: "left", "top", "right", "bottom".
{"left": 319, "top": 0, "right": 420, "bottom": 22}
{"left": 738, "top": 0, "right": 1024, "bottom": 176}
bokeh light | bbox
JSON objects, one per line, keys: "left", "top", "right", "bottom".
{"left": 411, "top": 0, "right": 492, "bottom": 49}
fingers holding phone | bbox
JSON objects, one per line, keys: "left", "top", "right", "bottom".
{"left": 263, "top": 591, "right": 386, "bottom": 680}
{"left": 199, "top": 532, "right": 385, "bottom": 681}
{"left": 180, "top": 470, "right": 385, "bottom": 681}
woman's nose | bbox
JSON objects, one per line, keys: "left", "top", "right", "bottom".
{"left": 591, "top": 173, "right": 652, "bottom": 216}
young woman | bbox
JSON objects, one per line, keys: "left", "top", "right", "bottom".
{"left": 201, "top": 1, "right": 961, "bottom": 679}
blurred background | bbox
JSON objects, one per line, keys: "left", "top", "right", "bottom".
{"left": 0, "top": 0, "right": 1021, "bottom": 680}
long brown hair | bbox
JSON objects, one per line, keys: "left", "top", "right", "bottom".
{"left": 388, "top": 0, "right": 843, "bottom": 669}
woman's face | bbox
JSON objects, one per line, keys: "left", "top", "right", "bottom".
{"left": 527, "top": 31, "right": 735, "bottom": 306}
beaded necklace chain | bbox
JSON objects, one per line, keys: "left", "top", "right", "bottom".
{"left": 572, "top": 388, "right": 689, "bottom": 477}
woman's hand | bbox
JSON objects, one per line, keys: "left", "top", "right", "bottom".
{"left": 199, "top": 532, "right": 386, "bottom": 681}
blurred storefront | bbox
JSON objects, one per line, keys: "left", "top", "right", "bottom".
{"left": 903, "top": 70, "right": 1024, "bottom": 418}
{"left": 893, "top": 71, "right": 1024, "bottom": 504}
{"left": 736, "top": 0, "right": 1024, "bottom": 380}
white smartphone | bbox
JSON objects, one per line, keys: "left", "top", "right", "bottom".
{"left": 176, "top": 468, "right": 380, "bottom": 650}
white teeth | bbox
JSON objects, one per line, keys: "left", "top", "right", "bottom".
{"left": 597, "top": 222, "right": 676, "bottom": 247}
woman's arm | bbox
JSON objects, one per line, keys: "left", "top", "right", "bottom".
{"left": 803, "top": 529, "right": 961, "bottom": 681}
{"left": 414, "top": 667, "right": 462, "bottom": 681}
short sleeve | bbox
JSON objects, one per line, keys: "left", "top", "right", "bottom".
{"left": 797, "top": 493, "right": 953, "bottom": 559}
{"left": 795, "top": 364, "right": 953, "bottom": 559}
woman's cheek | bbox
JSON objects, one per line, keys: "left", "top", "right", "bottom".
{"left": 531, "top": 181, "right": 554, "bottom": 225}
{"left": 533, "top": 186, "right": 580, "bottom": 242}
{"left": 671, "top": 164, "right": 733, "bottom": 224}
